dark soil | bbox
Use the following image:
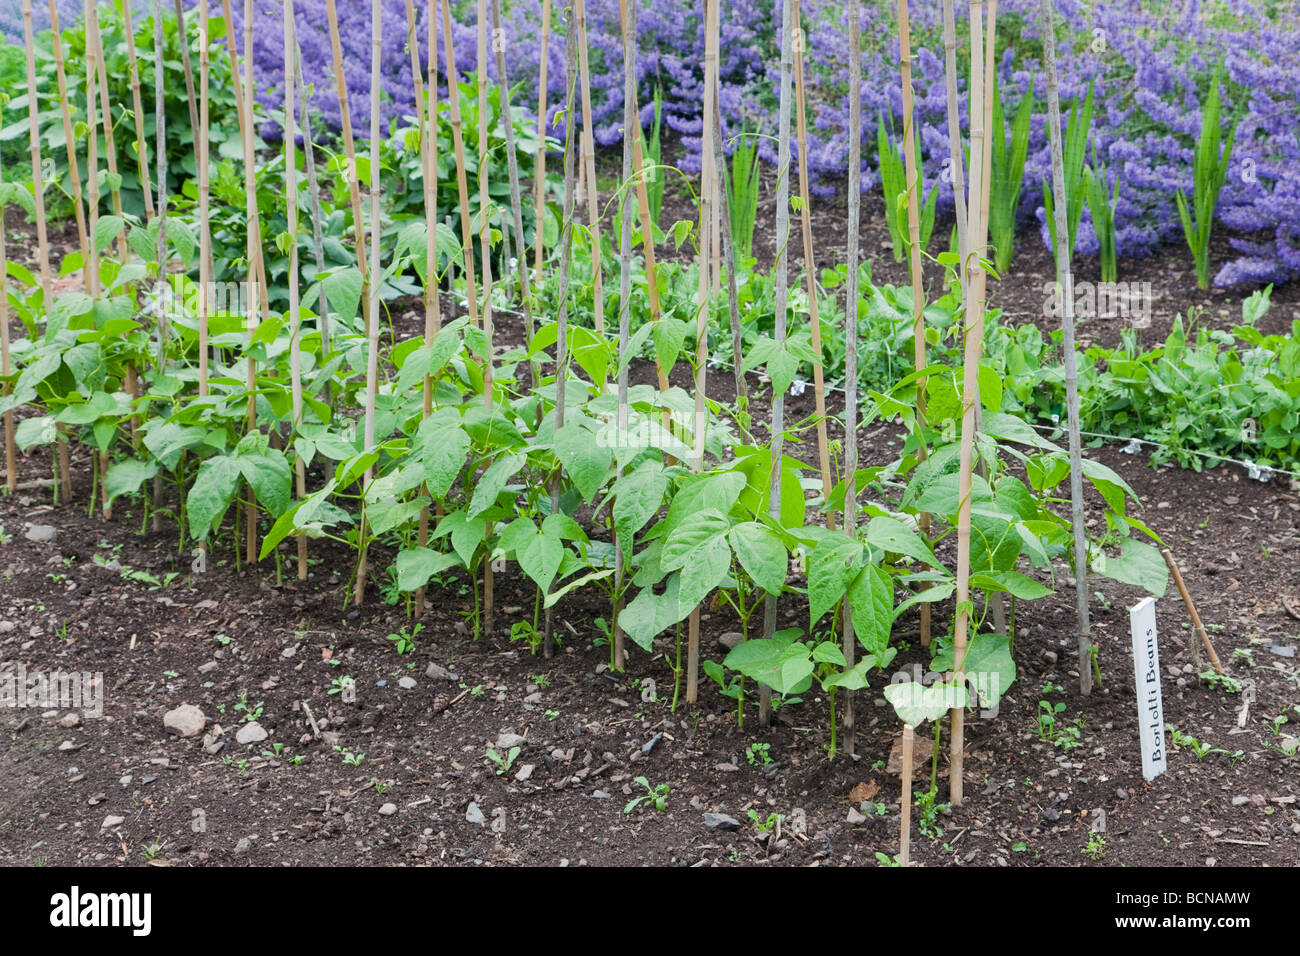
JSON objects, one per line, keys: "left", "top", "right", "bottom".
{"left": 1, "top": 151, "right": 1299, "bottom": 869}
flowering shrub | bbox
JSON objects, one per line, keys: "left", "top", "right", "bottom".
{"left": 7, "top": 0, "right": 1298, "bottom": 286}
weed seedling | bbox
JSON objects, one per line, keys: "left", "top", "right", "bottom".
{"left": 386, "top": 623, "right": 422, "bottom": 655}
{"left": 486, "top": 745, "right": 521, "bottom": 775}
{"left": 745, "top": 742, "right": 772, "bottom": 766}
{"left": 1083, "top": 832, "right": 1107, "bottom": 860}
{"left": 334, "top": 746, "right": 365, "bottom": 767}
{"left": 747, "top": 809, "right": 783, "bottom": 834}
{"left": 624, "top": 777, "right": 670, "bottom": 814}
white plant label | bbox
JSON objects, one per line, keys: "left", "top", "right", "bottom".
{"left": 1130, "top": 596, "right": 1167, "bottom": 781}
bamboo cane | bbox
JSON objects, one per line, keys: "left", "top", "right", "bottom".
{"left": 712, "top": 103, "right": 748, "bottom": 438}
{"left": 617, "top": 0, "right": 667, "bottom": 393}
{"left": 490, "top": 0, "right": 538, "bottom": 366}
{"left": 46, "top": 0, "right": 89, "bottom": 294}
{"left": 977, "top": 0, "right": 1009, "bottom": 641}
{"left": 120, "top": 0, "right": 154, "bottom": 219}
{"left": 322, "top": 0, "right": 373, "bottom": 341}
{"left": 841, "top": 0, "right": 862, "bottom": 760}
{"left": 533, "top": 0, "right": 553, "bottom": 279}
{"left": 21, "top": 1, "right": 53, "bottom": 311}
{"left": 790, "top": 0, "right": 833, "bottom": 525}
{"left": 150, "top": 0, "right": 169, "bottom": 531}
{"left": 83, "top": 0, "right": 110, "bottom": 517}
{"left": 173, "top": 0, "right": 199, "bottom": 140}
{"left": 0, "top": 167, "right": 12, "bottom": 494}
{"left": 899, "top": 0, "right": 933, "bottom": 646}
{"left": 1039, "top": 0, "right": 1093, "bottom": 696}
{"left": 85, "top": 0, "right": 100, "bottom": 300}
{"left": 1161, "top": 548, "right": 1224, "bottom": 675}
{"left": 476, "top": 0, "right": 496, "bottom": 637}
{"left": 241, "top": 0, "right": 259, "bottom": 565}
{"left": 220, "top": 0, "right": 269, "bottom": 318}
{"left": 610, "top": 0, "right": 637, "bottom": 673}
{"left": 950, "top": 0, "right": 991, "bottom": 806}
{"left": 439, "top": 0, "right": 482, "bottom": 329}
{"left": 941, "top": 0, "right": 968, "bottom": 267}
{"left": 759, "top": 0, "right": 795, "bottom": 727}
{"left": 355, "top": 0, "right": 384, "bottom": 607}
{"left": 284, "top": 0, "right": 307, "bottom": 580}
{"left": 685, "top": 0, "right": 719, "bottom": 705}
{"left": 86, "top": 2, "right": 129, "bottom": 264}
{"left": 292, "top": 49, "right": 331, "bottom": 362}
{"left": 574, "top": 0, "right": 603, "bottom": 345}
{"left": 900, "top": 723, "right": 914, "bottom": 865}
{"left": 408, "top": 0, "right": 439, "bottom": 618}
{"left": 197, "top": 0, "right": 211, "bottom": 400}
{"left": 544, "top": 4, "right": 579, "bottom": 659}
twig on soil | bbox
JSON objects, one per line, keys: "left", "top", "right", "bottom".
{"left": 300, "top": 700, "right": 321, "bottom": 738}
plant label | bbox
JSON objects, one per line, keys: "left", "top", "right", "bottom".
{"left": 1129, "top": 597, "right": 1167, "bottom": 781}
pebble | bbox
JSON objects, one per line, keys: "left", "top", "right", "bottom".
{"left": 1268, "top": 645, "right": 1296, "bottom": 658}
{"left": 281, "top": 646, "right": 297, "bottom": 659}
{"left": 642, "top": 732, "right": 663, "bottom": 756}
{"left": 591, "top": 790, "right": 611, "bottom": 799}
{"left": 398, "top": 677, "right": 417, "bottom": 690}
{"left": 234, "top": 838, "right": 251, "bottom": 854}
{"left": 846, "top": 807, "right": 867, "bottom": 825}
{"left": 718, "top": 631, "right": 744, "bottom": 651}
{"left": 235, "top": 721, "right": 268, "bottom": 745}
{"left": 1231, "top": 795, "right": 1251, "bottom": 806}
{"left": 465, "top": 802, "right": 486, "bottom": 825}
{"left": 1042, "top": 808, "right": 1062, "bottom": 823}
{"left": 59, "top": 713, "right": 80, "bottom": 728}
{"left": 163, "top": 704, "right": 206, "bottom": 738}
{"left": 378, "top": 803, "right": 397, "bottom": 816}
{"left": 514, "top": 764, "right": 535, "bottom": 782}
{"left": 704, "top": 813, "right": 741, "bottom": 831}
{"left": 25, "top": 524, "right": 57, "bottom": 542}
{"left": 495, "top": 732, "right": 527, "bottom": 750}
{"left": 101, "top": 815, "right": 124, "bottom": 829}
{"left": 198, "top": 661, "right": 218, "bottom": 674}
{"left": 425, "top": 663, "right": 454, "bottom": 681}
{"left": 788, "top": 808, "right": 807, "bottom": 837}
{"left": 1043, "top": 650, "right": 1058, "bottom": 664}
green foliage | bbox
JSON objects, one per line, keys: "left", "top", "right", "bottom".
{"left": 990, "top": 74, "right": 1034, "bottom": 273}
{"left": 1175, "top": 67, "right": 1237, "bottom": 290}
{"left": 725, "top": 129, "right": 761, "bottom": 260}
{"left": 1084, "top": 143, "right": 1119, "bottom": 282}
{"left": 876, "top": 114, "right": 936, "bottom": 263}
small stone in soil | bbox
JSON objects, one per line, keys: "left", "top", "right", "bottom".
{"left": 163, "top": 703, "right": 205, "bottom": 738}
{"left": 398, "top": 677, "right": 417, "bottom": 690}
{"left": 514, "top": 764, "right": 535, "bottom": 781}
{"left": 101, "top": 815, "right": 124, "bottom": 829}
{"left": 495, "top": 732, "right": 526, "bottom": 750}
{"left": 703, "top": 813, "right": 741, "bottom": 831}
{"left": 465, "top": 802, "right": 486, "bottom": 825}
{"left": 25, "top": 524, "right": 57, "bottom": 542}
{"left": 642, "top": 732, "right": 663, "bottom": 756}
{"left": 235, "top": 722, "right": 268, "bottom": 745}
{"left": 379, "top": 803, "right": 397, "bottom": 816}
{"left": 718, "top": 631, "right": 744, "bottom": 651}
{"left": 846, "top": 807, "right": 867, "bottom": 825}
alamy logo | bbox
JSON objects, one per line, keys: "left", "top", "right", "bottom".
{"left": 49, "top": 886, "right": 151, "bottom": 936}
